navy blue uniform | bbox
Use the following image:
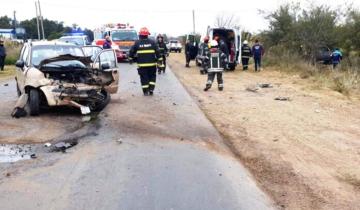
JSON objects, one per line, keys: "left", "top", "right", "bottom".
{"left": 331, "top": 49, "right": 343, "bottom": 69}
{"left": 103, "top": 40, "right": 112, "bottom": 49}
{"left": 252, "top": 43, "right": 265, "bottom": 71}
{"left": 156, "top": 41, "right": 168, "bottom": 73}
{"left": 0, "top": 43, "right": 6, "bottom": 71}
{"left": 129, "top": 37, "right": 160, "bottom": 95}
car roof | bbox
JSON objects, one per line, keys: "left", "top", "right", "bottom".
{"left": 29, "top": 40, "right": 78, "bottom": 46}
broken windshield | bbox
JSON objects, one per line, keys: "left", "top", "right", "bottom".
{"left": 31, "top": 45, "right": 84, "bottom": 66}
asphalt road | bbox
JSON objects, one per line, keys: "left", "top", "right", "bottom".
{"left": 0, "top": 63, "right": 273, "bottom": 210}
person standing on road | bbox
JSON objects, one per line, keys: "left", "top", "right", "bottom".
{"left": 252, "top": 39, "right": 265, "bottom": 72}
{"left": 0, "top": 40, "right": 6, "bottom": 71}
{"left": 331, "top": 48, "right": 343, "bottom": 69}
{"left": 204, "top": 40, "right": 226, "bottom": 92}
{"left": 156, "top": 34, "right": 168, "bottom": 74}
{"left": 103, "top": 35, "right": 112, "bottom": 49}
{"left": 199, "top": 36, "right": 210, "bottom": 74}
{"left": 185, "top": 39, "right": 192, "bottom": 68}
{"left": 241, "top": 40, "right": 252, "bottom": 71}
{"left": 129, "top": 27, "right": 161, "bottom": 96}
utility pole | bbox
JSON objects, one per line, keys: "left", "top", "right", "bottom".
{"left": 38, "top": 0, "right": 45, "bottom": 40}
{"left": 192, "top": 10, "right": 195, "bottom": 34}
{"left": 35, "top": 1, "right": 41, "bottom": 40}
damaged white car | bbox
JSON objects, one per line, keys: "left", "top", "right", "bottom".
{"left": 12, "top": 41, "right": 119, "bottom": 117}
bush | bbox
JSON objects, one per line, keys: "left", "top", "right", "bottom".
{"left": 3, "top": 40, "right": 22, "bottom": 65}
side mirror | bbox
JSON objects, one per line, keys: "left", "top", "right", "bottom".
{"left": 101, "top": 63, "right": 110, "bottom": 70}
{"left": 15, "top": 60, "right": 25, "bottom": 68}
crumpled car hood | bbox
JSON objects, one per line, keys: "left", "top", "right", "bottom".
{"left": 39, "top": 54, "right": 93, "bottom": 68}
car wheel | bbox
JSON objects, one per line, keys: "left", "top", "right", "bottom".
{"left": 29, "top": 89, "right": 40, "bottom": 116}
{"left": 90, "top": 90, "right": 111, "bottom": 112}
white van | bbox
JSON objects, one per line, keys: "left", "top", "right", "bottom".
{"left": 196, "top": 27, "right": 241, "bottom": 70}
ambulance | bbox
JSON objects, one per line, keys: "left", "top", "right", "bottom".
{"left": 93, "top": 23, "right": 138, "bottom": 62}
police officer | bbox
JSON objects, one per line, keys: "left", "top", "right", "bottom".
{"left": 103, "top": 35, "right": 112, "bottom": 49}
{"left": 252, "top": 39, "right": 265, "bottom": 72}
{"left": 156, "top": 34, "right": 168, "bottom": 74}
{"left": 204, "top": 40, "right": 227, "bottom": 92}
{"left": 331, "top": 48, "right": 343, "bottom": 69}
{"left": 0, "top": 40, "right": 6, "bottom": 71}
{"left": 241, "top": 40, "right": 252, "bottom": 71}
{"left": 129, "top": 27, "right": 161, "bottom": 96}
{"left": 199, "top": 36, "right": 210, "bottom": 74}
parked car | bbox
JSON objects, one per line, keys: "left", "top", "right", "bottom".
{"left": 169, "top": 40, "right": 182, "bottom": 53}
{"left": 196, "top": 27, "right": 241, "bottom": 70}
{"left": 59, "top": 35, "right": 91, "bottom": 46}
{"left": 14, "top": 41, "right": 119, "bottom": 116}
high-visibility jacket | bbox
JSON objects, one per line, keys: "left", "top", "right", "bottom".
{"left": 157, "top": 42, "right": 168, "bottom": 56}
{"left": 129, "top": 38, "right": 161, "bottom": 68}
{"left": 241, "top": 44, "right": 252, "bottom": 58}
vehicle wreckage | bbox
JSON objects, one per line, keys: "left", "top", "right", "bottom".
{"left": 12, "top": 42, "right": 119, "bottom": 118}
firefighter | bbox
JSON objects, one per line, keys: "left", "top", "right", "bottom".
{"left": 0, "top": 40, "right": 6, "bottom": 71}
{"left": 214, "top": 36, "right": 229, "bottom": 70}
{"left": 103, "top": 35, "right": 112, "bottom": 49}
{"left": 204, "top": 39, "right": 227, "bottom": 92}
{"left": 331, "top": 48, "right": 343, "bottom": 69}
{"left": 156, "top": 34, "right": 168, "bottom": 74}
{"left": 129, "top": 27, "right": 161, "bottom": 96}
{"left": 185, "top": 39, "right": 192, "bottom": 67}
{"left": 241, "top": 40, "right": 252, "bottom": 71}
{"left": 199, "top": 36, "right": 210, "bottom": 74}
{"left": 252, "top": 39, "right": 265, "bottom": 72}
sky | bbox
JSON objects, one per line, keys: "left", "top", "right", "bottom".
{"left": 1, "top": 0, "right": 359, "bottom": 36}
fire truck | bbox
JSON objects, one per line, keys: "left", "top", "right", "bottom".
{"left": 93, "top": 23, "right": 138, "bottom": 62}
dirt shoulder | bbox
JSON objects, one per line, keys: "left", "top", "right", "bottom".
{"left": 168, "top": 53, "right": 360, "bottom": 210}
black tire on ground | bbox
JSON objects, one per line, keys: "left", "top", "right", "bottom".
{"left": 91, "top": 90, "right": 111, "bottom": 112}
{"left": 29, "top": 89, "right": 40, "bottom": 116}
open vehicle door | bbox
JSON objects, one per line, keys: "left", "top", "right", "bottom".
{"left": 93, "top": 49, "right": 119, "bottom": 94}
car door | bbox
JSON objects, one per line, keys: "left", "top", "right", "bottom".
{"left": 93, "top": 49, "right": 119, "bottom": 94}
{"left": 15, "top": 45, "right": 30, "bottom": 93}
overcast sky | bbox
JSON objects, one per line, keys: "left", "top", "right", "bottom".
{"left": 2, "top": 0, "right": 359, "bottom": 36}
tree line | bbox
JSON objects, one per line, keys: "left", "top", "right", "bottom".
{"left": 259, "top": 3, "right": 360, "bottom": 62}
{"left": 0, "top": 16, "right": 93, "bottom": 41}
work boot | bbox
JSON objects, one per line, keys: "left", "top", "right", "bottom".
{"left": 143, "top": 91, "right": 149, "bottom": 96}
{"left": 218, "top": 86, "right": 224, "bottom": 91}
{"left": 149, "top": 90, "right": 154, "bottom": 96}
{"left": 185, "top": 63, "right": 190, "bottom": 68}
{"left": 204, "top": 84, "right": 211, "bottom": 91}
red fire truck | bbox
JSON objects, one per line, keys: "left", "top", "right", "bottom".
{"left": 93, "top": 23, "right": 138, "bottom": 62}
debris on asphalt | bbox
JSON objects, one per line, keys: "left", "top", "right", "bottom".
{"left": 44, "top": 143, "right": 52, "bottom": 147}
{"left": 4, "top": 83, "right": 8, "bottom": 86}
{"left": 173, "top": 102, "right": 177, "bottom": 106}
{"left": 82, "top": 115, "right": 92, "bottom": 122}
{"left": 315, "top": 109, "right": 321, "bottom": 113}
{"left": 0, "top": 144, "right": 34, "bottom": 163}
{"left": 275, "top": 97, "right": 292, "bottom": 101}
{"left": 50, "top": 141, "right": 78, "bottom": 153}
{"left": 11, "top": 107, "right": 27, "bottom": 118}
{"left": 116, "top": 138, "right": 123, "bottom": 144}
{"left": 30, "top": 154, "right": 37, "bottom": 159}
{"left": 5, "top": 172, "right": 11, "bottom": 177}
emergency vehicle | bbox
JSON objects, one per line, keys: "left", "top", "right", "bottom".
{"left": 93, "top": 23, "right": 138, "bottom": 62}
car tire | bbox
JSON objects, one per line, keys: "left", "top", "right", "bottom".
{"left": 91, "top": 90, "right": 111, "bottom": 112}
{"left": 29, "top": 89, "right": 40, "bottom": 116}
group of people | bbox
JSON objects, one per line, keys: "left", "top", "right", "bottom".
{"left": 241, "top": 39, "right": 265, "bottom": 72}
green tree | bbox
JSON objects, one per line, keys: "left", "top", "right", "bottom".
{"left": 0, "top": 16, "right": 12, "bottom": 29}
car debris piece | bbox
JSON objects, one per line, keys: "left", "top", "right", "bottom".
{"left": 275, "top": 97, "right": 291, "bottom": 101}
{"left": 44, "top": 143, "right": 52, "bottom": 147}
{"left": 30, "top": 154, "right": 37, "bottom": 159}
{"left": 4, "top": 83, "right": 8, "bottom": 86}
{"left": 11, "top": 93, "right": 29, "bottom": 118}
{"left": 246, "top": 85, "right": 260, "bottom": 92}
{"left": 51, "top": 141, "right": 78, "bottom": 153}
{"left": 258, "top": 83, "right": 273, "bottom": 88}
